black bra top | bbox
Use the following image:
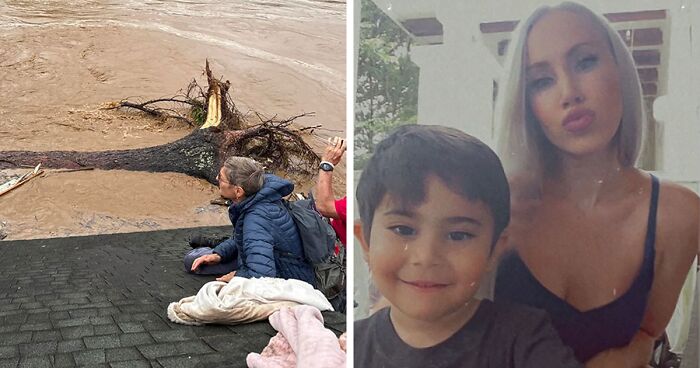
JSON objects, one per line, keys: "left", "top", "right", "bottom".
{"left": 495, "top": 175, "right": 659, "bottom": 362}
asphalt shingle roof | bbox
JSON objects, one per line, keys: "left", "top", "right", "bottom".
{"left": 0, "top": 227, "right": 345, "bottom": 368}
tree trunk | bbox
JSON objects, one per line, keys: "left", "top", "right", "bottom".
{"left": 0, "top": 62, "right": 320, "bottom": 185}
{"left": 0, "top": 124, "right": 307, "bottom": 185}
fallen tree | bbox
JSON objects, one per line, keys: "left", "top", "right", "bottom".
{"left": 0, "top": 61, "right": 321, "bottom": 184}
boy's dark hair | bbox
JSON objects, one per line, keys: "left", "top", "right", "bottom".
{"left": 356, "top": 124, "right": 510, "bottom": 248}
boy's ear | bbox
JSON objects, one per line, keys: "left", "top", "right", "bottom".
{"left": 354, "top": 220, "right": 370, "bottom": 263}
{"left": 486, "top": 228, "right": 510, "bottom": 272}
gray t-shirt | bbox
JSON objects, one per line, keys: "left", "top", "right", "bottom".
{"left": 354, "top": 300, "right": 584, "bottom": 368}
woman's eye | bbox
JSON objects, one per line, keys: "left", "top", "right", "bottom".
{"left": 576, "top": 55, "right": 598, "bottom": 71}
{"left": 527, "top": 77, "right": 553, "bottom": 93}
{"left": 389, "top": 225, "right": 415, "bottom": 237}
{"left": 448, "top": 231, "right": 474, "bottom": 241}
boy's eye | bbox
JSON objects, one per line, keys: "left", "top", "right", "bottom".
{"left": 448, "top": 231, "right": 474, "bottom": 241}
{"left": 388, "top": 225, "right": 415, "bottom": 237}
{"left": 575, "top": 55, "right": 598, "bottom": 72}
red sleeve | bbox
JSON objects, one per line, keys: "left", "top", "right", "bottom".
{"left": 331, "top": 196, "right": 347, "bottom": 246}
{"left": 334, "top": 196, "right": 347, "bottom": 222}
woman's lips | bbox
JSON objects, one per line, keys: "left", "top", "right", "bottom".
{"left": 562, "top": 109, "right": 595, "bottom": 133}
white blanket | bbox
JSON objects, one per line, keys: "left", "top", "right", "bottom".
{"left": 167, "top": 277, "right": 333, "bottom": 326}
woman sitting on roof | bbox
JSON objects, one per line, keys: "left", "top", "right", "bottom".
{"left": 186, "top": 156, "right": 315, "bottom": 286}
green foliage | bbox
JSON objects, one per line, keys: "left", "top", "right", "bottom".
{"left": 190, "top": 105, "right": 206, "bottom": 126}
{"left": 355, "top": 0, "right": 419, "bottom": 168}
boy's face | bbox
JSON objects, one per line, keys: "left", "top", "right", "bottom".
{"left": 357, "top": 175, "right": 500, "bottom": 323}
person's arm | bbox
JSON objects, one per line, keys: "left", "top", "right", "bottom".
{"left": 234, "top": 215, "right": 276, "bottom": 279}
{"left": 316, "top": 136, "right": 346, "bottom": 219}
{"left": 584, "top": 333, "right": 654, "bottom": 368}
{"left": 586, "top": 183, "right": 699, "bottom": 368}
{"left": 211, "top": 236, "right": 237, "bottom": 263}
{"left": 191, "top": 236, "right": 236, "bottom": 272}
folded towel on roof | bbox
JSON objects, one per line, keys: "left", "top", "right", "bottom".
{"left": 167, "top": 277, "right": 333, "bottom": 326}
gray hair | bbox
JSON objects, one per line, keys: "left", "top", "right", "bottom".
{"left": 222, "top": 156, "right": 264, "bottom": 196}
{"left": 495, "top": 1, "right": 645, "bottom": 190}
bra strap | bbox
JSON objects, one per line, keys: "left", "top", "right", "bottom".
{"left": 644, "top": 174, "right": 660, "bottom": 258}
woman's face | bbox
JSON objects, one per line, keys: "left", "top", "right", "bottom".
{"left": 217, "top": 167, "right": 244, "bottom": 202}
{"left": 525, "top": 9, "right": 623, "bottom": 159}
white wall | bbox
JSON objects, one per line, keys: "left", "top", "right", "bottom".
{"left": 653, "top": 1, "right": 700, "bottom": 183}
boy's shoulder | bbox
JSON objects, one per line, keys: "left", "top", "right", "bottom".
{"left": 354, "top": 307, "right": 390, "bottom": 342}
{"left": 354, "top": 308, "right": 391, "bottom": 366}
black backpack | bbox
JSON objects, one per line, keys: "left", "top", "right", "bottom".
{"left": 281, "top": 198, "right": 346, "bottom": 301}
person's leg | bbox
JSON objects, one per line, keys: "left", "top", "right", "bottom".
{"left": 187, "top": 234, "right": 230, "bottom": 249}
{"left": 183, "top": 247, "right": 237, "bottom": 275}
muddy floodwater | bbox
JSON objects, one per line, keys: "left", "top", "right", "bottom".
{"left": 0, "top": 0, "right": 346, "bottom": 240}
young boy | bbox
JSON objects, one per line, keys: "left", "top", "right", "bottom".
{"left": 354, "top": 125, "right": 583, "bottom": 368}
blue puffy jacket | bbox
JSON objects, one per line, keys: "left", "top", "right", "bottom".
{"left": 212, "top": 174, "right": 315, "bottom": 286}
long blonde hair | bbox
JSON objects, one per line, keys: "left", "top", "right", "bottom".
{"left": 495, "top": 2, "right": 645, "bottom": 195}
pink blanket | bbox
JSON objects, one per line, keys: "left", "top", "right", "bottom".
{"left": 246, "top": 305, "right": 346, "bottom": 368}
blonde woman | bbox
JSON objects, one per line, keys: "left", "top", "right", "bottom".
{"left": 493, "top": 2, "right": 699, "bottom": 367}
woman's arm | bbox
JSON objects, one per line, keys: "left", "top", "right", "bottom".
{"left": 587, "top": 182, "right": 699, "bottom": 368}
{"left": 584, "top": 332, "right": 654, "bottom": 368}
{"left": 644, "top": 182, "right": 698, "bottom": 335}
{"left": 211, "top": 237, "right": 238, "bottom": 263}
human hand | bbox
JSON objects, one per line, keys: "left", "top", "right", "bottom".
{"left": 190, "top": 253, "right": 222, "bottom": 272}
{"left": 216, "top": 271, "right": 236, "bottom": 282}
{"left": 322, "top": 136, "right": 346, "bottom": 166}
{"left": 585, "top": 345, "right": 650, "bottom": 368}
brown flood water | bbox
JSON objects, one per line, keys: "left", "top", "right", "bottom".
{"left": 0, "top": 0, "right": 346, "bottom": 240}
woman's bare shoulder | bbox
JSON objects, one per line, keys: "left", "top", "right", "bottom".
{"left": 658, "top": 179, "right": 699, "bottom": 227}
{"left": 656, "top": 177, "right": 699, "bottom": 255}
